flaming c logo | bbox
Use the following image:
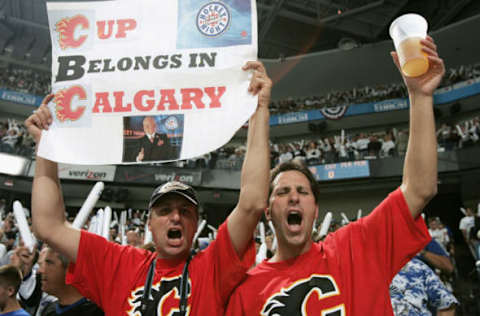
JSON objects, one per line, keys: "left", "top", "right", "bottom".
{"left": 127, "top": 276, "right": 191, "bottom": 316}
{"left": 54, "top": 86, "right": 87, "bottom": 122}
{"left": 55, "top": 15, "right": 89, "bottom": 49}
{"left": 261, "top": 275, "right": 345, "bottom": 316}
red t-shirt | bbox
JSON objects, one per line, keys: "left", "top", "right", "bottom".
{"left": 226, "top": 188, "right": 431, "bottom": 316}
{"left": 66, "top": 221, "right": 254, "bottom": 316}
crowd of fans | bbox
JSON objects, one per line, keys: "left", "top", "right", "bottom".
{"left": 174, "top": 114, "right": 479, "bottom": 170}
{"left": 270, "top": 62, "right": 480, "bottom": 113}
{"left": 1, "top": 114, "right": 479, "bottom": 170}
{"left": 0, "top": 119, "right": 35, "bottom": 157}
{"left": 0, "top": 66, "right": 50, "bottom": 96}
{"left": 266, "top": 115, "right": 480, "bottom": 167}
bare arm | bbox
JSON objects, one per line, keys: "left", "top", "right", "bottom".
{"left": 227, "top": 61, "right": 271, "bottom": 257}
{"left": 392, "top": 36, "right": 445, "bottom": 217}
{"left": 437, "top": 306, "right": 455, "bottom": 316}
{"left": 26, "top": 95, "right": 80, "bottom": 262}
{"left": 421, "top": 250, "right": 454, "bottom": 274}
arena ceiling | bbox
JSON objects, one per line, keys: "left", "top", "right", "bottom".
{"left": 0, "top": 0, "right": 479, "bottom": 67}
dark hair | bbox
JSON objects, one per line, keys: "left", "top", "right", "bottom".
{"left": 0, "top": 265, "right": 22, "bottom": 295}
{"left": 44, "top": 246, "right": 69, "bottom": 269}
{"left": 269, "top": 161, "right": 320, "bottom": 203}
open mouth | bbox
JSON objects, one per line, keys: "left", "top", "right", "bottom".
{"left": 287, "top": 211, "right": 303, "bottom": 226}
{"left": 167, "top": 228, "right": 182, "bottom": 239}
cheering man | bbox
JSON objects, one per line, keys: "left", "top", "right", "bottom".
{"left": 227, "top": 36, "right": 444, "bottom": 315}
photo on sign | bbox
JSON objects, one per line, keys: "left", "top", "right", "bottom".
{"left": 177, "top": 0, "right": 252, "bottom": 49}
{"left": 122, "top": 114, "right": 184, "bottom": 163}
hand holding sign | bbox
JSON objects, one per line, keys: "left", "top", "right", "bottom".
{"left": 243, "top": 61, "right": 272, "bottom": 110}
{"left": 25, "top": 94, "right": 54, "bottom": 144}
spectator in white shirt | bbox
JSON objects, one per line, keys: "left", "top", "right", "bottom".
{"left": 278, "top": 144, "right": 293, "bottom": 164}
{"left": 381, "top": 134, "right": 396, "bottom": 157}
{"left": 305, "top": 141, "right": 321, "bottom": 165}
{"left": 355, "top": 133, "right": 370, "bottom": 158}
{"left": 459, "top": 207, "right": 475, "bottom": 243}
{"left": 428, "top": 217, "right": 450, "bottom": 251}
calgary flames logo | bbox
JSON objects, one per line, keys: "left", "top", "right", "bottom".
{"left": 54, "top": 86, "right": 87, "bottom": 122}
{"left": 261, "top": 275, "right": 345, "bottom": 316}
{"left": 127, "top": 276, "right": 191, "bottom": 316}
{"left": 55, "top": 15, "right": 89, "bottom": 50}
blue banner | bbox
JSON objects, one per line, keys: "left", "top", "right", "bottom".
{"left": 0, "top": 89, "right": 43, "bottom": 106}
{"left": 269, "top": 77, "right": 480, "bottom": 126}
{"left": 308, "top": 160, "right": 370, "bottom": 181}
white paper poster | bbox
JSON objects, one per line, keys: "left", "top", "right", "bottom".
{"left": 39, "top": 0, "right": 258, "bottom": 165}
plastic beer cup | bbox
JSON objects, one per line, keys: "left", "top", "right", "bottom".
{"left": 389, "top": 14, "right": 429, "bottom": 77}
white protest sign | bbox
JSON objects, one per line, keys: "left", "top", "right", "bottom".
{"left": 40, "top": 0, "right": 257, "bottom": 165}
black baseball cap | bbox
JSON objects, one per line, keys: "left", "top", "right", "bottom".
{"left": 148, "top": 181, "right": 199, "bottom": 210}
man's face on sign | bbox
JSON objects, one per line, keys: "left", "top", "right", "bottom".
{"left": 148, "top": 194, "right": 198, "bottom": 260}
{"left": 143, "top": 117, "right": 157, "bottom": 135}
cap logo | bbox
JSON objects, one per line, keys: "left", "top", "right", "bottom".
{"left": 158, "top": 182, "right": 190, "bottom": 194}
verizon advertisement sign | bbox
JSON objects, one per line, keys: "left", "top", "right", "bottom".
{"left": 28, "top": 162, "right": 116, "bottom": 182}
{"left": 115, "top": 165, "right": 201, "bottom": 186}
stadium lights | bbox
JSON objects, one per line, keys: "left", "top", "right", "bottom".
{"left": 0, "top": 153, "right": 29, "bottom": 176}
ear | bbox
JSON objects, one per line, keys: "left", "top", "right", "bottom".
{"left": 147, "top": 217, "right": 152, "bottom": 234}
{"left": 7, "top": 286, "right": 15, "bottom": 298}
{"left": 314, "top": 205, "right": 319, "bottom": 221}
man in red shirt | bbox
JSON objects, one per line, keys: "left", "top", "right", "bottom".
{"left": 226, "top": 36, "right": 444, "bottom": 315}
{"left": 26, "top": 61, "right": 272, "bottom": 316}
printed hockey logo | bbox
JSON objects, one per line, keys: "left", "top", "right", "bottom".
{"left": 127, "top": 276, "right": 191, "bottom": 316}
{"left": 54, "top": 86, "right": 87, "bottom": 122}
{"left": 261, "top": 275, "right": 345, "bottom": 316}
{"left": 165, "top": 116, "right": 179, "bottom": 130}
{"left": 55, "top": 15, "right": 90, "bottom": 49}
{"left": 196, "top": 1, "right": 231, "bottom": 37}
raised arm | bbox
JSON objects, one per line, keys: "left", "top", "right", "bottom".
{"left": 227, "top": 61, "right": 271, "bottom": 256}
{"left": 392, "top": 36, "right": 445, "bottom": 218}
{"left": 25, "top": 94, "right": 80, "bottom": 261}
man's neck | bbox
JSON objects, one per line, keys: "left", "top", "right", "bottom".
{"left": 56, "top": 285, "right": 85, "bottom": 306}
{"left": 270, "top": 239, "right": 313, "bottom": 263}
{"left": 1, "top": 299, "right": 22, "bottom": 314}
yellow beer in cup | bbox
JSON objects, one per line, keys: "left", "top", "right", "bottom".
{"left": 389, "top": 14, "right": 429, "bottom": 77}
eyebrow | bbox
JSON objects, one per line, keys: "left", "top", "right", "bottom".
{"left": 276, "top": 184, "right": 310, "bottom": 192}
{"left": 156, "top": 202, "right": 195, "bottom": 208}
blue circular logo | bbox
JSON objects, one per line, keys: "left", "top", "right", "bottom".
{"left": 196, "top": 2, "right": 231, "bottom": 37}
{"left": 165, "top": 116, "right": 179, "bottom": 130}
